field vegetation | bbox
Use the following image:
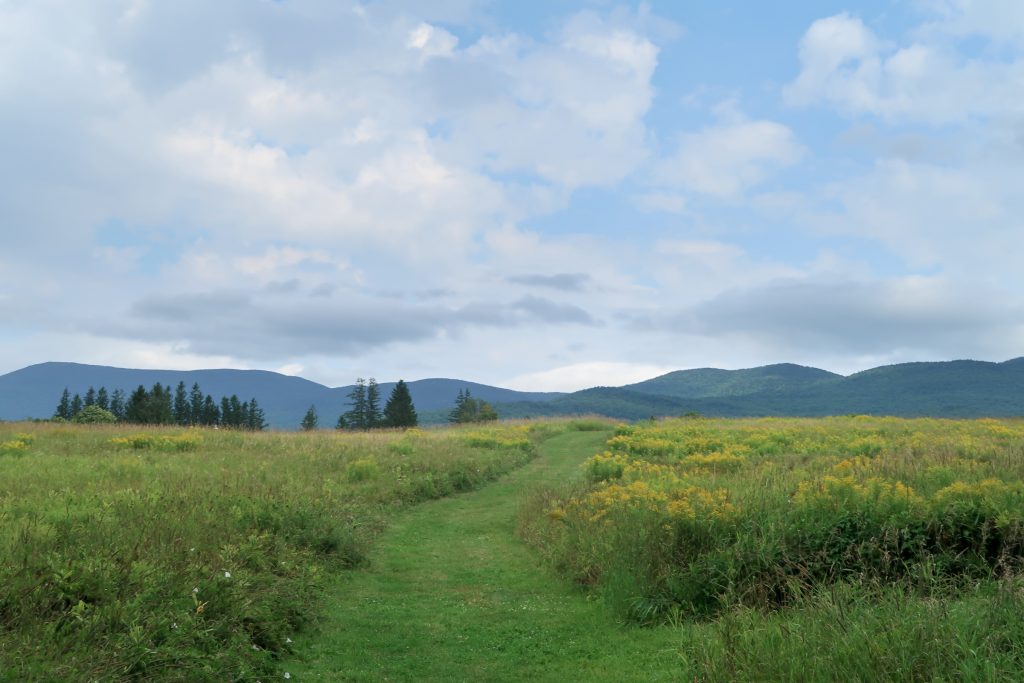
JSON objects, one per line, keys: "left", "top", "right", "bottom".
{"left": 520, "top": 416, "right": 1024, "bottom": 679}
{"left": 0, "top": 421, "right": 548, "bottom": 681}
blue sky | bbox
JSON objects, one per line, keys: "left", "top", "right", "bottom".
{"left": 1, "top": 0, "right": 1022, "bottom": 390}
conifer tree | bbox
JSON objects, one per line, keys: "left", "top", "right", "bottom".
{"left": 201, "top": 395, "right": 219, "bottom": 426}
{"left": 84, "top": 387, "right": 96, "bottom": 407}
{"left": 70, "top": 393, "right": 83, "bottom": 419}
{"left": 189, "top": 383, "right": 204, "bottom": 426}
{"left": 96, "top": 387, "right": 110, "bottom": 411}
{"left": 125, "top": 385, "right": 148, "bottom": 423}
{"left": 383, "top": 380, "right": 418, "bottom": 428}
{"left": 110, "top": 389, "right": 126, "bottom": 421}
{"left": 229, "top": 395, "right": 243, "bottom": 428}
{"left": 173, "top": 381, "right": 189, "bottom": 426}
{"left": 54, "top": 388, "right": 72, "bottom": 420}
{"left": 301, "top": 405, "right": 318, "bottom": 431}
{"left": 247, "top": 398, "right": 267, "bottom": 431}
{"left": 220, "top": 396, "right": 232, "bottom": 427}
{"left": 366, "top": 378, "right": 382, "bottom": 428}
{"left": 448, "top": 389, "right": 469, "bottom": 424}
{"left": 150, "top": 383, "right": 174, "bottom": 424}
{"left": 343, "top": 378, "right": 369, "bottom": 430}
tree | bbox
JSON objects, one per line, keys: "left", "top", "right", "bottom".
{"left": 383, "top": 380, "right": 418, "bottom": 428}
{"left": 189, "top": 383, "right": 204, "bottom": 426}
{"left": 149, "top": 383, "right": 174, "bottom": 424}
{"left": 343, "top": 378, "right": 369, "bottom": 430}
{"left": 201, "top": 395, "right": 220, "bottom": 426}
{"left": 125, "top": 385, "right": 149, "bottom": 423}
{"left": 229, "top": 395, "right": 243, "bottom": 428}
{"left": 448, "top": 388, "right": 498, "bottom": 424}
{"left": 247, "top": 398, "right": 267, "bottom": 431}
{"left": 73, "top": 405, "right": 117, "bottom": 424}
{"left": 54, "top": 388, "right": 72, "bottom": 421}
{"left": 110, "top": 389, "right": 126, "bottom": 421}
{"left": 335, "top": 414, "right": 348, "bottom": 430}
{"left": 96, "top": 387, "right": 110, "bottom": 412}
{"left": 84, "top": 387, "right": 96, "bottom": 407}
{"left": 366, "top": 378, "right": 382, "bottom": 428}
{"left": 70, "top": 393, "right": 83, "bottom": 419}
{"left": 174, "top": 381, "right": 190, "bottom": 426}
{"left": 301, "top": 405, "right": 318, "bottom": 431}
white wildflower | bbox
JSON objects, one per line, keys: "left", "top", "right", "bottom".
{"left": 224, "top": 571, "right": 231, "bottom": 578}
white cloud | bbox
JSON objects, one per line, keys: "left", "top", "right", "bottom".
{"left": 655, "top": 117, "right": 804, "bottom": 198}
{"left": 506, "top": 362, "right": 676, "bottom": 392}
{"left": 786, "top": 11, "right": 1024, "bottom": 123}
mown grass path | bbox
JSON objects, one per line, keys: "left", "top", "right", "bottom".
{"left": 289, "top": 430, "right": 687, "bottom": 681}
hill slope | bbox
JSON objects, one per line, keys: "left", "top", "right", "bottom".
{"left": 496, "top": 358, "right": 1024, "bottom": 420}
{"left": 0, "top": 363, "right": 564, "bottom": 428}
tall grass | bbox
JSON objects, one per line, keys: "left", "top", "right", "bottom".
{"left": 0, "top": 422, "right": 548, "bottom": 681}
{"left": 521, "top": 417, "right": 1024, "bottom": 622}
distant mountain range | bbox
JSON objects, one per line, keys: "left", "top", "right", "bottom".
{"left": 1, "top": 358, "right": 1022, "bottom": 428}
{"left": 0, "top": 362, "right": 563, "bottom": 428}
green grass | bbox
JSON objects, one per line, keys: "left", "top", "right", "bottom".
{"left": 286, "top": 429, "right": 687, "bottom": 682}
{"left": 0, "top": 422, "right": 547, "bottom": 681}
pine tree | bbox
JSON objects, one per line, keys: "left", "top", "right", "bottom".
{"left": 54, "top": 388, "right": 72, "bottom": 420}
{"left": 173, "top": 381, "right": 189, "bottom": 426}
{"left": 336, "top": 414, "right": 348, "bottom": 430}
{"left": 301, "top": 405, "right": 318, "bottom": 431}
{"left": 96, "top": 387, "right": 110, "bottom": 411}
{"left": 366, "top": 378, "right": 382, "bottom": 428}
{"left": 229, "top": 395, "right": 243, "bottom": 428}
{"left": 84, "top": 387, "right": 96, "bottom": 407}
{"left": 110, "top": 389, "right": 126, "bottom": 421}
{"left": 448, "top": 389, "right": 469, "bottom": 424}
{"left": 70, "top": 393, "right": 83, "bottom": 419}
{"left": 150, "top": 383, "right": 174, "bottom": 424}
{"left": 344, "top": 378, "right": 369, "bottom": 430}
{"left": 383, "top": 380, "right": 418, "bottom": 428}
{"left": 220, "top": 396, "right": 232, "bottom": 427}
{"left": 201, "top": 395, "right": 219, "bottom": 426}
{"left": 247, "top": 398, "right": 267, "bottom": 431}
{"left": 125, "top": 385, "right": 148, "bottom": 423}
{"left": 189, "top": 383, "right": 204, "bottom": 426}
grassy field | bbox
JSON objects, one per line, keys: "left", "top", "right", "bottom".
{"left": 0, "top": 421, "right": 552, "bottom": 681}
{"left": 5, "top": 416, "right": 1024, "bottom": 681}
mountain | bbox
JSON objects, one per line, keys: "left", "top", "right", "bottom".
{"left": 495, "top": 358, "right": 1024, "bottom": 420}
{"left": 624, "top": 363, "right": 841, "bottom": 398}
{"left": 0, "top": 362, "right": 564, "bottom": 428}
{"left": 3, "top": 357, "right": 1023, "bottom": 428}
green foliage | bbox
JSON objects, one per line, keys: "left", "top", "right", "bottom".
{"left": 448, "top": 389, "right": 499, "bottom": 424}
{"left": 383, "top": 379, "right": 418, "bottom": 428}
{"left": 301, "top": 405, "right": 318, "bottom": 431}
{"left": 72, "top": 405, "right": 117, "bottom": 424}
{"left": 0, "top": 421, "right": 546, "bottom": 680}
{"left": 523, "top": 416, "right": 1024, "bottom": 624}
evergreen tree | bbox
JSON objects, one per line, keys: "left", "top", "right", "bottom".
{"left": 383, "top": 380, "right": 418, "bottom": 428}
{"left": 448, "top": 389, "right": 469, "bottom": 424}
{"left": 229, "top": 395, "right": 243, "bottom": 428}
{"left": 301, "top": 405, "right": 318, "bottom": 431}
{"left": 189, "top": 383, "right": 204, "bottom": 426}
{"left": 54, "top": 388, "right": 72, "bottom": 420}
{"left": 110, "top": 389, "right": 126, "bottom": 421}
{"left": 96, "top": 387, "right": 110, "bottom": 411}
{"left": 336, "top": 414, "right": 348, "bottom": 430}
{"left": 239, "top": 400, "right": 251, "bottom": 429}
{"left": 201, "top": 395, "right": 220, "bottom": 426}
{"left": 84, "top": 387, "right": 96, "bottom": 407}
{"left": 448, "top": 389, "right": 498, "bottom": 424}
{"left": 343, "top": 378, "right": 369, "bottom": 430}
{"left": 219, "top": 396, "right": 230, "bottom": 426}
{"left": 247, "top": 398, "right": 267, "bottom": 431}
{"left": 125, "top": 385, "right": 148, "bottom": 423}
{"left": 70, "top": 393, "right": 83, "bottom": 419}
{"left": 150, "top": 383, "right": 174, "bottom": 424}
{"left": 366, "top": 378, "right": 382, "bottom": 428}
{"left": 173, "top": 381, "right": 190, "bottom": 426}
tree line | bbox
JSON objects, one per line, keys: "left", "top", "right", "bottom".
{"left": 53, "top": 381, "right": 267, "bottom": 430}
{"left": 300, "top": 379, "right": 498, "bottom": 431}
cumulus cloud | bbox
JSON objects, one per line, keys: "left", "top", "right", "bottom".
{"left": 785, "top": 12, "right": 1024, "bottom": 123}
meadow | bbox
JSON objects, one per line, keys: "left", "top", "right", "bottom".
{"left": 520, "top": 416, "right": 1024, "bottom": 680}
{"left": 0, "top": 421, "right": 549, "bottom": 681}
{"left": 5, "top": 416, "right": 1024, "bottom": 681}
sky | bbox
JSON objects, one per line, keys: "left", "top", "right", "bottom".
{"left": 2, "top": 0, "right": 1023, "bottom": 391}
